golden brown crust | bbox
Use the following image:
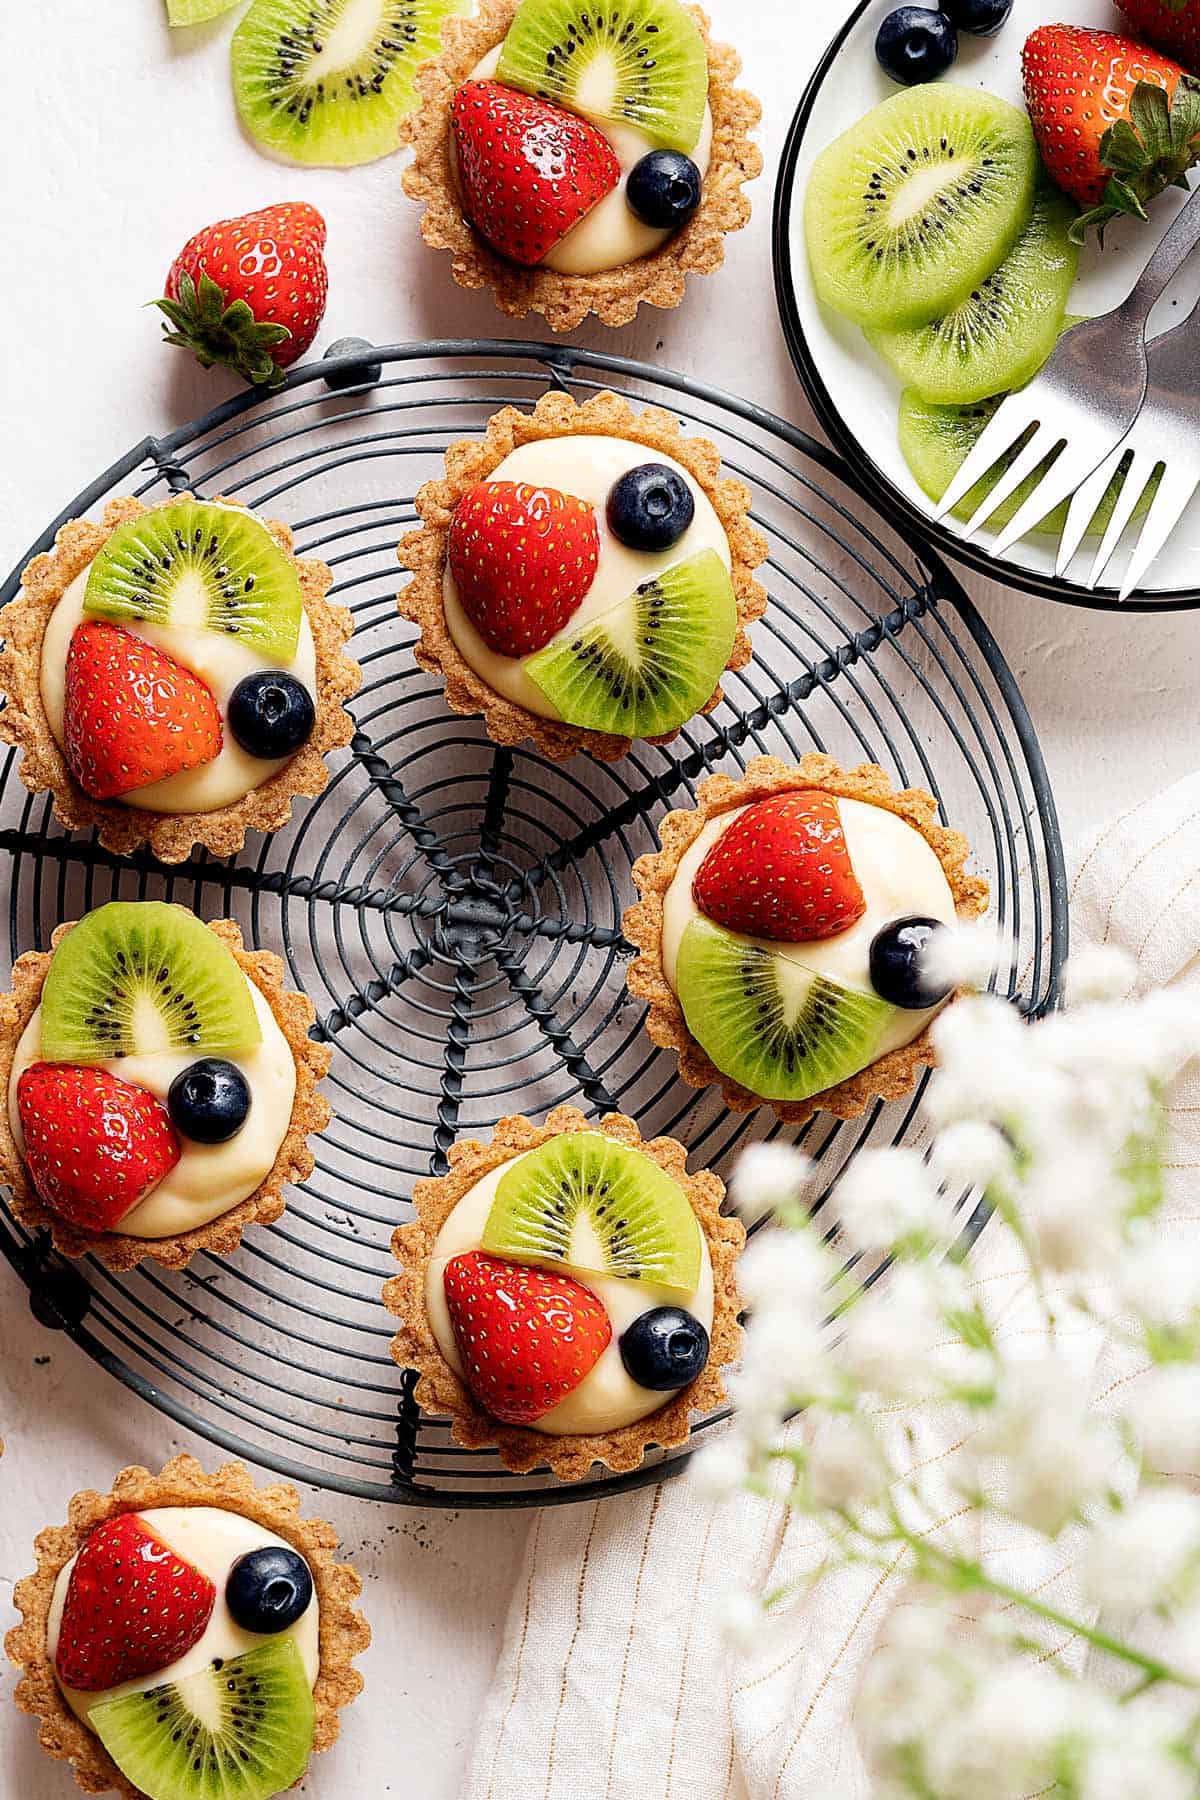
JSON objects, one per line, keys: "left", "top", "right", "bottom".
{"left": 397, "top": 388, "right": 768, "bottom": 761}
{"left": 401, "top": 0, "right": 763, "bottom": 331}
{"left": 624, "top": 753, "right": 991, "bottom": 1124}
{"left": 383, "top": 1105, "right": 744, "bottom": 1483}
{"left": 0, "top": 915, "right": 332, "bottom": 1272}
{"left": 6, "top": 1455, "right": 369, "bottom": 1800}
{"left": 0, "top": 494, "right": 361, "bottom": 864}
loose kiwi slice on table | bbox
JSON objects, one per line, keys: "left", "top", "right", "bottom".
{"left": 524, "top": 549, "right": 736, "bottom": 741}
{"left": 496, "top": 0, "right": 709, "bottom": 154}
{"left": 674, "top": 917, "right": 894, "bottom": 1104}
{"left": 232, "top": 0, "right": 465, "bottom": 168}
{"left": 90, "top": 1638, "right": 314, "bottom": 1800}
{"left": 483, "top": 1132, "right": 702, "bottom": 1293}
{"left": 804, "top": 84, "right": 1038, "bottom": 331}
{"left": 84, "top": 499, "right": 303, "bottom": 663}
{"left": 167, "top": 0, "right": 239, "bottom": 21}
{"left": 41, "top": 902, "right": 262, "bottom": 1065}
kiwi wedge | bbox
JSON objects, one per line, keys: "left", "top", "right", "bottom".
{"left": 524, "top": 548, "right": 736, "bottom": 740}
{"left": 483, "top": 1132, "right": 702, "bottom": 1293}
{"left": 232, "top": 0, "right": 465, "bottom": 169}
{"left": 805, "top": 84, "right": 1038, "bottom": 332}
{"left": 674, "top": 917, "right": 894, "bottom": 1104}
{"left": 496, "top": 0, "right": 708, "bottom": 154}
{"left": 90, "top": 1638, "right": 314, "bottom": 1800}
{"left": 83, "top": 499, "right": 303, "bottom": 663}
{"left": 41, "top": 902, "right": 262, "bottom": 1065}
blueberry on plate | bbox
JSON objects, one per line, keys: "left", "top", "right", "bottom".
{"left": 168, "top": 1058, "right": 252, "bottom": 1144}
{"left": 875, "top": 7, "right": 958, "bottom": 84}
{"left": 228, "top": 671, "right": 316, "bottom": 759}
{"left": 620, "top": 1307, "right": 710, "bottom": 1391}
{"left": 226, "top": 1546, "right": 313, "bottom": 1635}
{"left": 626, "top": 151, "right": 703, "bottom": 231}
{"left": 942, "top": 0, "right": 1012, "bottom": 36}
{"left": 607, "top": 463, "right": 696, "bottom": 553}
{"left": 869, "top": 916, "right": 953, "bottom": 1010}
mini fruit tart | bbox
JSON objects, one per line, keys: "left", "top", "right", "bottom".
{"left": 0, "top": 493, "right": 361, "bottom": 864}
{"left": 0, "top": 900, "right": 331, "bottom": 1272}
{"left": 397, "top": 389, "right": 768, "bottom": 761}
{"left": 385, "top": 1105, "right": 744, "bottom": 1482}
{"left": 625, "top": 753, "right": 990, "bottom": 1122}
{"left": 6, "top": 1454, "right": 369, "bottom": 1800}
{"left": 401, "top": 0, "right": 762, "bottom": 331}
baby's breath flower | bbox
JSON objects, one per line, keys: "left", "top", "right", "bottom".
{"left": 834, "top": 1146, "right": 955, "bottom": 1255}
{"left": 736, "top": 1225, "right": 831, "bottom": 1316}
{"left": 923, "top": 1663, "right": 1104, "bottom": 1799}
{"left": 970, "top": 1356, "right": 1118, "bottom": 1536}
{"left": 726, "top": 1140, "right": 810, "bottom": 1223}
{"left": 922, "top": 920, "right": 1000, "bottom": 995}
{"left": 688, "top": 1432, "right": 751, "bottom": 1504}
{"left": 932, "top": 1119, "right": 1013, "bottom": 1193}
{"left": 715, "top": 1586, "right": 764, "bottom": 1654}
{"left": 1125, "top": 1364, "right": 1200, "bottom": 1476}
{"left": 1118, "top": 1230, "right": 1200, "bottom": 1334}
{"left": 806, "top": 1414, "right": 889, "bottom": 1511}
{"left": 840, "top": 1261, "right": 954, "bottom": 1399}
{"left": 1082, "top": 1489, "right": 1200, "bottom": 1621}
{"left": 1079, "top": 1707, "right": 1195, "bottom": 1800}
{"left": 1066, "top": 944, "right": 1138, "bottom": 1006}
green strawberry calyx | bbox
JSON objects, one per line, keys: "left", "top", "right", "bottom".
{"left": 152, "top": 269, "right": 292, "bottom": 390}
{"left": 1073, "top": 75, "right": 1200, "bottom": 242}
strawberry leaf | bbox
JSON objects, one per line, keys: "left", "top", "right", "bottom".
{"left": 152, "top": 268, "right": 292, "bottom": 389}
{"left": 1073, "top": 78, "right": 1200, "bottom": 243}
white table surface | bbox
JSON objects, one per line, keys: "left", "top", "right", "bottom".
{"left": 3, "top": 2, "right": 1200, "bottom": 1794}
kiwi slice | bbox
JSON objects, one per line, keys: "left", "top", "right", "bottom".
{"left": 90, "top": 1638, "right": 314, "bottom": 1800}
{"left": 804, "top": 84, "right": 1038, "bottom": 332}
{"left": 674, "top": 916, "right": 894, "bottom": 1104}
{"left": 483, "top": 1132, "right": 702, "bottom": 1293}
{"left": 865, "top": 182, "right": 1079, "bottom": 407}
{"left": 524, "top": 549, "right": 736, "bottom": 740}
{"left": 232, "top": 0, "right": 464, "bottom": 169}
{"left": 41, "top": 902, "right": 262, "bottom": 1066}
{"left": 83, "top": 499, "right": 302, "bottom": 663}
{"left": 496, "top": 0, "right": 708, "bottom": 154}
{"left": 166, "top": 0, "right": 239, "bottom": 23}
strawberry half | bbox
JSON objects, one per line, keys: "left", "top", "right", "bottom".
{"left": 451, "top": 80, "right": 621, "bottom": 266}
{"left": 692, "top": 791, "right": 867, "bottom": 945}
{"left": 448, "top": 480, "right": 600, "bottom": 657}
{"left": 443, "top": 1250, "right": 612, "bottom": 1425}
{"left": 18, "top": 1065, "right": 181, "bottom": 1233}
{"left": 64, "top": 621, "right": 222, "bottom": 800}
{"left": 55, "top": 1513, "right": 216, "bottom": 1692}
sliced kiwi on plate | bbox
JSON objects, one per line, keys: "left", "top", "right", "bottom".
{"left": 674, "top": 916, "right": 894, "bottom": 1104}
{"left": 83, "top": 499, "right": 302, "bottom": 663}
{"left": 41, "top": 902, "right": 262, "bottom": 1065}
{"left": 804, "top": 83, "right": 1038, "bottom": 332}
{"left": 496, "top": 0, "right": 708, "bottom": 154}
{"left": 90, "top": 1638, "right": 314, "bottom": 1800}
{"left": 524, "top": 548, "right": 735, "bottom": 740}
{"left": 483, "top": 1132, "right": 702, "bottom": 1293}
{"left": 232, "top": 0, "right": 465, "bottom": 168}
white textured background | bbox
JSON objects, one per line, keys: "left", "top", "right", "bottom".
{"left": 2, "top": 1, "right": 1199, "bottom": 1793}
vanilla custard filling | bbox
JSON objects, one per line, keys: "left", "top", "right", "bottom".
{"left": 442, "top": 435, "right": 732, "bottom": 717}
{"left": 7, "top": 979, "right": 296, "bottom": 1238}
{"left": 662, "top": 797, "right": 960, "bottom": 1062}
{"left": 425, "top": 1149, "right": 714, "bottom": 1436}
{"left": 47, "top": 1506, "right": 320, "bottom": 1727}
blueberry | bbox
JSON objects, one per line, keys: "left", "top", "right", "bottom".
{"left": 869, "top": 916, "right": 953, "bottom": 1010}
{"left": 228, "top": 671, "right": 315, "bottom": 759}
{"left": 607, "top": 463, "right": 696, "bottom": 553}
{"left": 875, "top": 7, "right": 958, "bottom": 84}
{"left": 225, "top": 1546, "right": 313, "bottom": 1635}
{"left": 626, "top": 151, "right": 703, "bottom": 231}
{"left": 942, "top": 0, "right": 1012, "bottom": 35}
{"left": 619, "top": 1307, "right": 710, "bottom": 1392}
{"left": 322, "top": 336, "right": 383, "bottom": 391}
{"left": 168, "top": 1058, "right": 251, "bottom": 1144}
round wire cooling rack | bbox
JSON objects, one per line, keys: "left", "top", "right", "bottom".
{"left": 0, "top": 340, "right": 1067, "bottom": 1509}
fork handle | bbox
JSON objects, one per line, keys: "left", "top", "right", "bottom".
{"left": 1119, "top": 182, "right": 1200, "bottom": 325}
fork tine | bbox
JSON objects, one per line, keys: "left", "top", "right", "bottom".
{"left": 932, "top": 394, "right": 1038, "bottom": 521}
{"left": 1086, "top": 450, "right": 1153, "bottom": 591}
{"left": 1055, "top": 446, "right": 1127, "bottom": 578}
{"left": 1117, "top": 463, "right": 1198, "bottom": 601}
{"left": 990, "top": 439, "right": 1118, "bottom": 560}
{"left": 956, "top": 432, "right": 1059, "bottom": 538}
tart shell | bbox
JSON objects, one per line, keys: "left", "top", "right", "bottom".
{"left": 397, "top": 388, "right": 769, "bottom": 762}
{"left": 624, "top": 753, "right": 991, "bottom": 1124}
{"left": 384, "top": 1104, "right": 745, "bottom": 1483}
{"left": 0, "top": 915, "right": 332, "bottom": 1272}
{"left": 401, "top": 0, "right": 763, "bottom": 332}
{"left": 6, "top": 1454, "right": 369, "bottom": 1800}
{"left": 0, "top": 494, "right": 361, "bottom": 864}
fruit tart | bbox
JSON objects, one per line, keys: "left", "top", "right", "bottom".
{"left": 7, "top": 1455, "right": 368, "bottom": 1800}
{"left": 0, "top": 900, "right": 331, "bottom": 1272}
{"left": 385, "top": 1106, "right": 744, "bottom": 1481}
{"left": 397, "top": 388, "right": 768, "bottom": 761}
{"left": 625, "top": 754, "right": 990, "bottom": 1122}
{"left": 401, "top": 0, "right": 762, "bottom": 331}
{"left": 0, "top": 494, "right": 360, "bottom": 864}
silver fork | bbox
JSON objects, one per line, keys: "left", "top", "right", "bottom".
{"left": 933, "top": 182, "right": 1200, "bottom": 557}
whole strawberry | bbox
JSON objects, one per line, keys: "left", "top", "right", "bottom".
{"left": 154, "top": 202, "right": 328, "bottom": 388}
{"left": 18, "top": 1064, "right": 181, "bottom": 1233}
{"left": 64, "top": 622, "right": 222, "bottom": 800}
{"left": 1116, "top": 0, "right": 1200, "bottom": 72}
{"left": 449, "top": 480, "right": 600, "bottom": 657}
{"left": 443, "top": 1250, "right": 612, "bottom": 1425}
{"left": 693, "top": 791, "right": 867, "bottom": 944}
{"left": 56, "top": 1513, "right": 215, "bottom": 1691}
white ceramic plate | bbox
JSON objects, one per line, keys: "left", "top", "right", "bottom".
{"left": 775, "top": 0, "right": 1200, "bottom": 607}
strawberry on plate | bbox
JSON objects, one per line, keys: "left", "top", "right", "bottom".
{"left": 693, "top": 791, "right": 867, "bottom": 945}
{"left": 64, "top": 621, "right": 222, "bottom": 801}
{"left": 1117, "top": 0, "right": 1200, "bottom": 71}
{"left": 443, "top": 1250, "right": 612, "bottom": 1425}
{"left": 55, "top": 1513, "right": 216, "bottom": 1692}
{"left": 18, "top": 1064, "right": 181, "bottom": 1234}
{"left": 451, "top": 80, "right": 621, "bottom": 266}
{"left": 448, "top": 479, "right": 600, "bottom": 658}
